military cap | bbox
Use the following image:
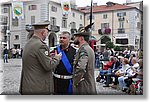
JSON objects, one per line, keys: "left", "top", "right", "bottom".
{"left": 74, "top": 22, "right": 94, "bottom": 36}
{"left": 32, "top": 20, "right": 50, "bottom": 30}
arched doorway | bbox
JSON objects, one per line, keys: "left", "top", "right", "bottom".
{"left": 48, "top": 33, "right": 57, "bottom": 48}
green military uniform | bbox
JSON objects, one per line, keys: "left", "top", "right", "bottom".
{"left": 20, "top": 21, "right": 60, "bottom": 95}
{"left": 73, "top": 23, "right": 97, "bottom": 95}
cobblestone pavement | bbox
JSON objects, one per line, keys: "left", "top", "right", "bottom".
{"left": 1, "top": 59, "right": 22, "bottom": 95}
{"left": 0, "top": 59, "right": 127, "bottom": 95}
{"left": 0, "top": 59, "right": 3, "bottom": 94}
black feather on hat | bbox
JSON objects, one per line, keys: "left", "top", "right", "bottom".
{"left": 74, "top": 23, "right": 94, "bottom": 36}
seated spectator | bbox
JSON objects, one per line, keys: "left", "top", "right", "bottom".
{"left": 131, "top": 48, "right": 138, "bottom": 58}
{"left": 123, "top": 47, "right": 130, "bottom": 59}
{"left": 103, "top": 56, "right": 114, "bottom": 70}
{"left": 112, "top": 56, "right": 121, "bottom": 72}
{"left": 123, "top": 57, "right": 139, "bottom": 93}
{"left": 129, "top": 59, "right": 143, "bottom": 95}
{"left": 129, "top": 53, "right": 136, "bottom": 66}
{"left": 115, "top": 58, "right": 136, "bottom": 92}
{"left": 98, "top": 56, "right": 114, "bottom": 84}
{"left": 103, "top": 56, "right": 121, "bottom": 87}
{"left": 109, "top": 56, "right": 121, "bottom": 88}
{"left": 131, "top": 57, "right": 139, "bottom": 71}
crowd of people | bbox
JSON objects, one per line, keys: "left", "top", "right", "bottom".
{"left": 95, "top": 47, "right": 143, "bottom": 95}
{"left": 2, "top": 47, "right": 23, "bottom": 63}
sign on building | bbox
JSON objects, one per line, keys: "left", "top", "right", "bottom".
{"left": 61, "top": 0, "right": 71, "bottom": 15}
{"left": 12, "top": 1, "right": 24, "bottom": 19}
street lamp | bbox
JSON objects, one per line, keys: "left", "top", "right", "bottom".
{"left": 6, "top": 30, "right": 11, "bottom": 49}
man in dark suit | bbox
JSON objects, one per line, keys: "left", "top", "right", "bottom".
{"left": 53, "top": 31, "right": 76, "bottom": 94}
{"left": 20, "top": 21, "right": 62, "bottom": 95}
{"left": 103, "top": 56, "right": 121, "bottom": 87}
{"left": 111, "top": 56, "right": 121, "bottom": 87}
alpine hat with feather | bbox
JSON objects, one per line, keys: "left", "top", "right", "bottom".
{"left": 74, "top": 23, "right": 94, "bottom": 36}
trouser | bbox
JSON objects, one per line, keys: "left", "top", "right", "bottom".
{"left": 54, "top": 77, "right": 70, "bottom": 95}
{"left": 105, "top": 75, "right": 112, "bottom": 86}
{"left": 105, "top": 72, "right": 119, "bottom": 86}
{"left": 95, "top": 58, "right": 100, "bottom": 68}
{"left": 101, "top": 68, "right": 112, "bottom": 85}
{"left": 111, "top": 72, "right": 119, "bottom": 85}
{"left": 118, "top": 76, "right": 128, "bottom": 90}
{"left": 4, "top": 54, "right": 8, "bottom": 63}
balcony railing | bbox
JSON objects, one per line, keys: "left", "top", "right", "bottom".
{"left": 118, "top": 28, "right": 125, "bottom": 33}
{"left": 118, "top": 17, "right": 125, "bottom": 21}
{"left": 98, "top": 28, "right": 111, "bottom": 35}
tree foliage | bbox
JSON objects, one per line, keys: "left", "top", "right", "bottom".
{"left": 105, "top": 41, "right": 115, "bottom": 49}
{"left": 114, "top": 45, "right": 121, "bottom": 51}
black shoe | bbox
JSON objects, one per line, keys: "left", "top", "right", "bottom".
{"left": 103, "top": 85, "right": 110, "bottom": 87}
{"left": 122, "top": 88, "right": 128, "bottom": 92}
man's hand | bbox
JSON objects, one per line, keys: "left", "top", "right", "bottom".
{"left": 54, "top": 50, "right": 62, "bottom": 60}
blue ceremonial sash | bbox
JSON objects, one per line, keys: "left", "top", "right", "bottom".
{"left": 57, "top": 46, "right": 73, "bottom": 94}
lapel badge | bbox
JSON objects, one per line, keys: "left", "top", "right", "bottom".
{"left": 45, "top": 51, "right": 49, "bottom": 55}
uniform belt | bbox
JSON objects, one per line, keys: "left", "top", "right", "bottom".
{"left": 53, "top": 73, "right": 73, "bottom": 79}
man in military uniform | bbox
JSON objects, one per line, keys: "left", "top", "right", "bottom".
{"left": 73, "top": 23, "right": 97, "bottom": 95}
{"left": 52, "top": 31, "right": 76, "bottom": 94}
{"left": 19, "top": 21, "right": 62, "bottom": 95}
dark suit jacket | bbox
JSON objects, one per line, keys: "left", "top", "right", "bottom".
{"left": 112, "top": 61, "right": 121, "bottom": 71}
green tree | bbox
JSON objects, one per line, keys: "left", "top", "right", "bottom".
{"left": 114, "top": 45, "right": 121, "bottom": 51}
{"left": 105, "top": 41, "right": 115, "bottom": 49}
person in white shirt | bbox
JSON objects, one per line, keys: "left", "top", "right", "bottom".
{"left": 129, "top": 59, "right": 143, "bottom": 94}
{"left": 131, "top": 57, "right": 139, "bottom": 72}
{"left": 116, "top": 58, "right": 136, "bottom": 92}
